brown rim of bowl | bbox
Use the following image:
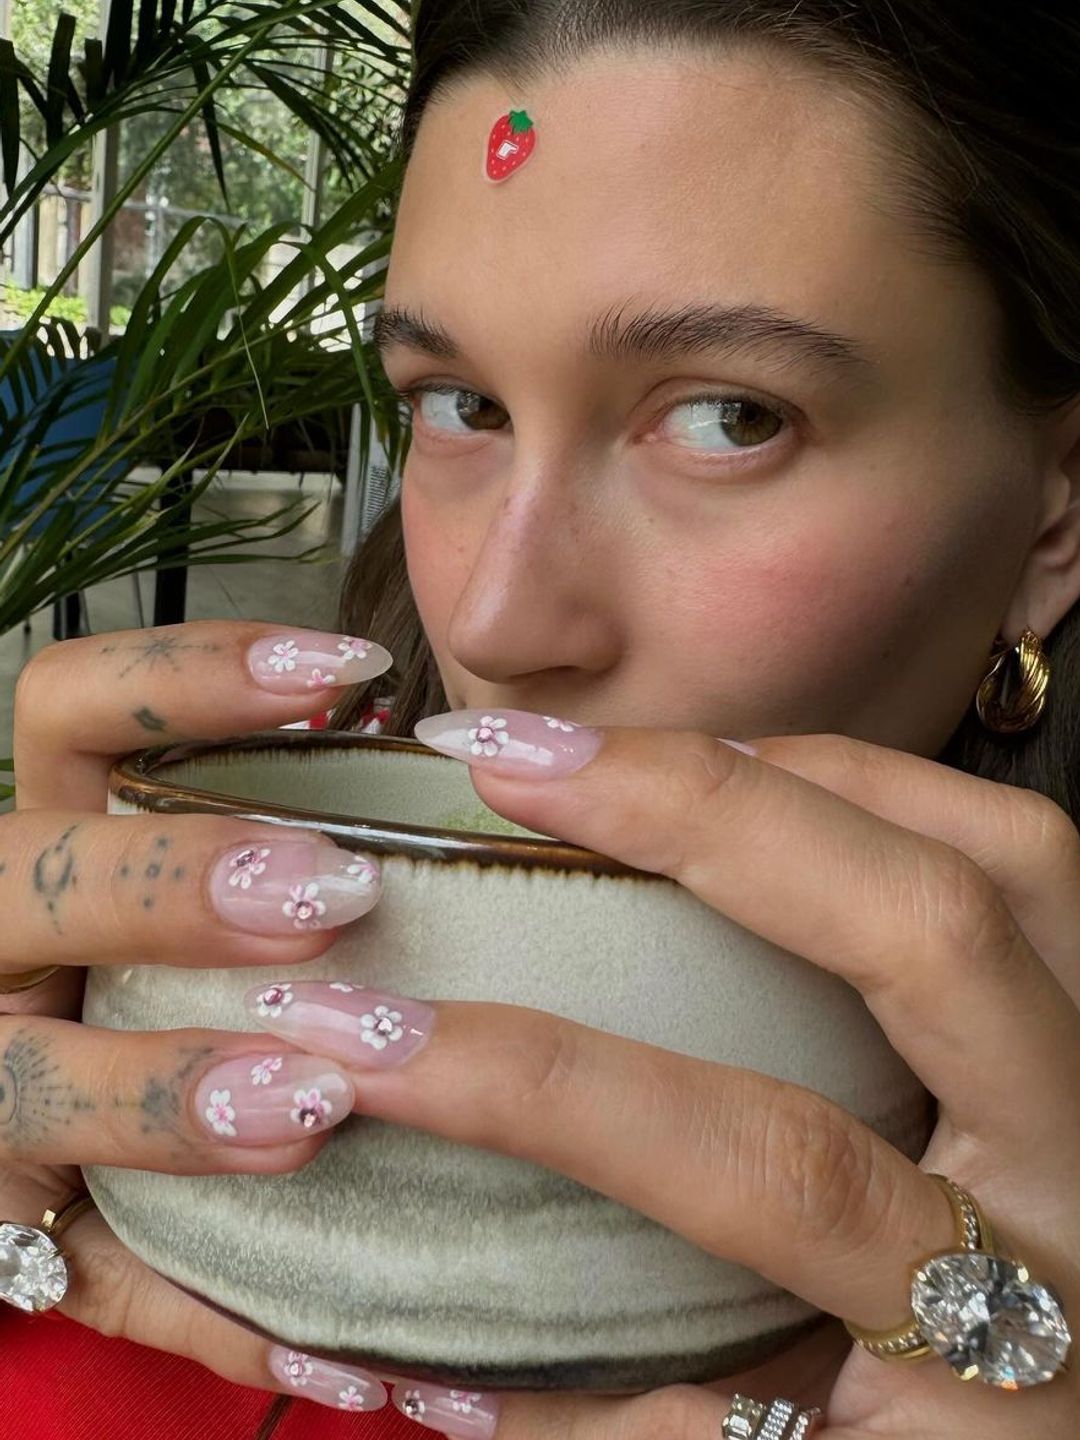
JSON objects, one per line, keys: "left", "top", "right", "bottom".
{"left": 109, "top": 729, "right": 655, "bottom": 879}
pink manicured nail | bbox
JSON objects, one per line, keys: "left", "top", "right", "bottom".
{"left": 247, "top": 631, "right": 393, "bottom": 694}
{"left": 194, "top": 1053, "right": 355, "bottom": 1145}
{"left": 394, "top": 1382, "right": 500, "bottom": 1437}
{"left": 209, "top": 841, "right": 381, "bottom": 937}
{"left": 717, "top": 737, "right": 758, "bottom": 756}
{"left": 414, "top": 708, "right": 603, "bottom": 778}
{"left": 242, "top": 980, "right": 435, "bottom": 1070}
{"left": 267, "top": 1345, "right": 388, "bottom": 1411}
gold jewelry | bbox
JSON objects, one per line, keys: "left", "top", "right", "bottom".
{"left": 0, "top": 1186, "right": 96, "bottom": 1313}
{"left": 975, "top": 626, "right": 1050, "bottom": 734}
{"left": 0, "top": 964, "right": 62, "bottom": 994}
{"left": 843, "top": 1174, "right": 991, "bottom": 1361}
{"left": 843, "top": 1173, "right": 1072, "bottom": 1388}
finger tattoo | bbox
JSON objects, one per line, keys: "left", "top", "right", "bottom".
{"left": 32, "top": 824, "right": 80, "bottom": 934}
{"left": 0, "top": 1027, "right": 97, "bottom": 1152}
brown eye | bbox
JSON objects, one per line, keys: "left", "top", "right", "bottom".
{"left": 411, "top": 385, "right": 509, "bottom": 434}
{"left": 665, "top": 395, "right": 785, "bottom": 451}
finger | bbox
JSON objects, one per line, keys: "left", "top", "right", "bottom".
{"left": 261, "top": 986, "right": 951, "bottom": 1335}
{"left": 13, "top": 620, "right": 392, "bottom": 810}
{"left": 424, "top": 716, "right": 1080, "bottom": 1143}
{"left": 0, "top": 1017, "right": 358, "bottom": 1172}
{"left": 0, "top": 812, "right": 382, "bottom": 983}
{"left": 2, "top": 1180, "right": 391, "bottom": 1414}
{"left": 743, "top": 732, "right": 1080, "bottom": 1003}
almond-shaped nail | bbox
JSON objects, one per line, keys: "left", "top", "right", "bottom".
{"left": 209, "top": 841, "right": 381, "bottom": 937}
{"left": 268, "top": 1345, "right": 388, "bottom": 1411}
{"left": 414, "top": 708, "right": 603, "bottom": 778}
{"left": 247, "top": 631, "right": 392, "bottom": 694}
{"left": 193, "top": 1053, "right": 355, "bottom": 1145}
{"left": 395, "top": 1382, "right": 500, "bottom": 1438}
{"left": 242, "top": 980, "right": 435, "bottom": 1070}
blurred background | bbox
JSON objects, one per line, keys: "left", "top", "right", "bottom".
{"left": 0, "top": 0, "right": 415, "bottom": 783}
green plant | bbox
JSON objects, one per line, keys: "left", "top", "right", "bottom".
{"left": 0, "top": 0, "right": 412, "bottom": 639}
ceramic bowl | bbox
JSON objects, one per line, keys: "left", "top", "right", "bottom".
{"left": 82, "top": 729, "right": 934, "bottom": 1391}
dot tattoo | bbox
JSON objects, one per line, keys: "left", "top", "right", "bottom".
{"left": 132, "top": 706, "right": 168, "bottom": 733}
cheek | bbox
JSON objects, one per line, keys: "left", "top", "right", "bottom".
{"left": 401, "top": 480, "right": 469, "bottom": 645}
{"left": 644, "top": 501, "right": 975, "bottom": 716}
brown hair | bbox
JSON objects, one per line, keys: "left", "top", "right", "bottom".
{"left": 332, "top": 0, "right": 1080, "bottom": 823}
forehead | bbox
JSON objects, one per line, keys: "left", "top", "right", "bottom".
{"left": 387, "top": 47, "right": 995, "bottom": 386}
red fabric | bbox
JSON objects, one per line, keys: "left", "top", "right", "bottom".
{"left": 0, "top": 1307, "right": 423, "bottom": 1440}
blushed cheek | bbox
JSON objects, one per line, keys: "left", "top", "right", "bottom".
{"left": 660, "top": 519, "right": 962, "bottom": 732}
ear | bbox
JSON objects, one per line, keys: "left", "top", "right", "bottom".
{"left": 1000, "top": 393, "right": 1080, "bottom": 642}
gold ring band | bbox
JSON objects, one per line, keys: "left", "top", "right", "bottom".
{"left": 843, "top": 1173, "right": 993, "bottom": 1361}
{"left": 0, "top": 964, "right": 62, "bottom": 994}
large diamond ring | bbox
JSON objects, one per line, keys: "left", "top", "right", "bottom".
{"left": 0, "top": 1187, "right": 96, "bottom": 1312}
{"left": 843, "top": 1173, "right": 1072, "bottom": 1388}
{"left": 720, "top": 1394, "right": 824, "bottom": 1438}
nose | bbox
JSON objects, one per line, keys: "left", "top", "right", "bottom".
{"left": 444, "top": 455, "right": 622, "bottom": 686}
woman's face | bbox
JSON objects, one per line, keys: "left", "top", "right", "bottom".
{"left": 379, "top": 47, "right": 1079, "bottom": 754}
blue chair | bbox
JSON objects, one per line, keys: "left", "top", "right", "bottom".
{"left": 0, "top": 329, "right": 146, "bottom": 638}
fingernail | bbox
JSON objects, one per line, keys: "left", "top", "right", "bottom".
{"left": 242, "top": 980, "right": 436, "bottom": 1070}
{"left": 194, "top": 1053, "right": 355, "bottom": 1144}
{"left": 268, "top": 1345, "right": 388, "bottom": 1411}
{"left": 414, "top": 708, "right": 603, "bottom": 778}
{"left": 209, "top": 841, "right": 381, "bottom": 937}
{"left": 717, "top": 737, "right": 758, "bottom": 756}
{"left": 247, "top": 631, "right": 393, "bottom": 694}
{"left": 394, "top": 1383, "right": 500, "bottom": 1437}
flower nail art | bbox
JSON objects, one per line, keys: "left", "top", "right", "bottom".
{"left": 227, "top": 846, "right": 270, "bottom": 889}
{"left": 468, "top": 715, "right": 510, "bottom": 757}
{"left": 242, "top": 980, "right": 435, "bottom": 1072}
{"left": 415, "top": 707, "right": 604, "bottom": 779}
{"left": 267, "top": 640, "right": 300, "bottom": 673}
{"left": 290, "top": 1086, "right": 333, "bottom": 1128}
{"left": 359, "top": 1004, "right": 405, "bottom": 1051}
{"left": 282, "top": 881, "right": 326, "bottom": 929}
{"left": 255, "top": 983, "right": 293, "bottom": 1018}
{"left": 206, "top": 1089, "right": 237, "bottom": 1136}
{"left": 283, "top": 1351, "right": 314, "bottom": 1387}
{"left": 401, "top": 1389, "right": 426, "bottom": 1419}
{"left": 248, "top": 631, "right": 392, "bottom": 695}
{"left": 196, "top": 1055, "right": 352, "bottom": 1144}
{"left": 250, "top": 1056, "right": 283, "bottom": 1085}
{"left": 268, "top": 1346, "right": 386, "bottom": 1413}
{"left": 337, "top": 636, "right": 372, "bottom": 662}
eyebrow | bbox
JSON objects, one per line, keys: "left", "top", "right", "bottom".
{"left": 372, "top": 299, "right": 879, "bottom": 385}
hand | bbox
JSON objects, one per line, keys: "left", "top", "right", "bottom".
{"left": 257, "top": 714, "right": 1079, "bottom": 1436}
{"left": 0, "top": 621, "right": 403, "bottom": 1411}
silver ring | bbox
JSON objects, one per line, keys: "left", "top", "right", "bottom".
{"left": 721, "top": 1392, "right": 825, "bottom": 1439}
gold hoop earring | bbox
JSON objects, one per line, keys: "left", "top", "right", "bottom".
{"left": 975, "top": 627, "right": 1050, "bottom": 734}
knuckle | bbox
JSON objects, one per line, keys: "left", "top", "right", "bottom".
{"left": 754, "top": 1087, "right": 877, "bottom": 1249}
{"left": 1011, "top": 789, "right": 1080, "bottom": 871}
{"left": 13, "top": 647, "right": 60, "bottom": 738}
{"left": 511, "top": 1013, "right": 580, "bottom": 1115}
{"left": 67, "top": 1225, "right": 146, "bottom": 1341}
{"left": 915, "top": 845, "right": 1024, "bottom": 979}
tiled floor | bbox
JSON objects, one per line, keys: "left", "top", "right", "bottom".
{"left": 0, "top": 473, "right": 350, "bottom": 757}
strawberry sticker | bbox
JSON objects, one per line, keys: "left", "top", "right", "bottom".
{"left": 485, "top": 109, "right": 536, "bottom": 182}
